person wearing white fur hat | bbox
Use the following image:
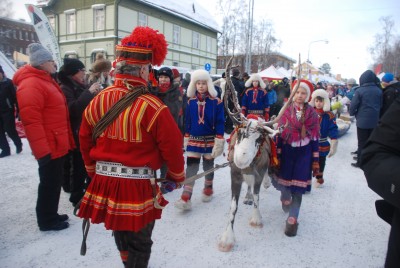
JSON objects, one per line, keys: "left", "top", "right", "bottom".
{"left": 241, "top": 73, "right": 270, "bottom": 120}
{"left": 309, "top": 89, "right": 338, "bottom": 186}
{"left": 175, "top": 69, "right": 225, "bottom": 210}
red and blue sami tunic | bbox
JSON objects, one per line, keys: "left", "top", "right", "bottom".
{"left": 316, "top": 109, "right": 338, "bottom": 157}
{"left": 241, "top": 87, "right": 269, "bottom": 118}
{"left": 78, "top": 75, "right": 185, "bottom": 232}
{"left": 185, "top": 92, "right": 224, "bottom": 154}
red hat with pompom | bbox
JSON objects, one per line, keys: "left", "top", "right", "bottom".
{"left": 114, "top": 26, "right": 168, "bottom": 67}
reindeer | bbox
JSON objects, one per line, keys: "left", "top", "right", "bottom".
{"left": 218, "top": 57, "right": 301, "bottom": 252}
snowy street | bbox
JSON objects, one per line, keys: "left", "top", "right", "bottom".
{"left": 0, "top": 123, "right": 389, "bottom": 268}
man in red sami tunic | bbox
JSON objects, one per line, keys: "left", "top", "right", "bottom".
{"left": 77, "top": 26, "right": 185, "bottom": 268}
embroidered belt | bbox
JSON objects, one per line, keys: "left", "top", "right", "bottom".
{"left": 96, "top": 161, "right": 154, "bottom": 179}
{"left": 247, "top": 110, "right": 264, "bottom": 115}
{"left": 319, "top": 137, "right": 328, "bottom": 142}
{"left": 189, "top": 135, "right": 215, "bottom": 141}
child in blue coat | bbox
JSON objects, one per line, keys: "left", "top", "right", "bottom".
{"left": 309, "top": 89, "right": 338, "bottom": 186}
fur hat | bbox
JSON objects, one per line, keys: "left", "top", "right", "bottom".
{"left": 158, "top": 67, "right": 173, "bottom": 82}
{"left": 292, "top": 79, "right": 314, "bottom": 102}
{"left": 91, "top": 53, "right": 111, "bottom": 73}
{"left": 187, "top": 69, "right": 217, "bottom": 98}
{"left": 245, "top": 73, "right": 266, "bottom": 89}
{"left": 310, "top": 89, "right": 330, "bottom": 111}
{"left": 114, "top": 26, "right": 168, "bottom": 67}
{"left": 27, "top": 43, "right": 53, "bottom": 66}
{"left": 63, "top": 58, "right": 85, "bottom": 76}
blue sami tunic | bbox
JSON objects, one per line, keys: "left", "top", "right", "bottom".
{"left": 316, "top": 109, "right": 338, "bottom": 157}
{"left": 241, "top": 87, "right": 269, "bottom": 117}
{"left": 185, "top": 93, "right": 225, "bottom": 154}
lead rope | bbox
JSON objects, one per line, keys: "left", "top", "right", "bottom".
{"left": 80, "top": 219, "right": 90, "bottom": 256}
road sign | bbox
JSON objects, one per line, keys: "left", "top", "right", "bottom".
{"left": 204, "top": 63, "right": 211, "bottom": 71}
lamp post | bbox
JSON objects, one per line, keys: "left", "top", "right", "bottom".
{"left": 307, "top": 39, "right": 328, "bottom": 79}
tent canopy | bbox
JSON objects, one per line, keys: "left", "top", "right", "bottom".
{"left": 258, "top": 65, "right": 284, "bottom": 80}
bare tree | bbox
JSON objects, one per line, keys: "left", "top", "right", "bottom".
{"left": 0, "top": 0, "right": 14, "bottom": 18}
{"left": 369, "top": 16, "right": 400, "bottom": 74}
{"left": 252, "top": 19, "right": 280, "bottom": 71}
{"left": 320, "top": 63, "right": 331, "bottom": 75}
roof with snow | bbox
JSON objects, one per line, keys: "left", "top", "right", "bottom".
{"left": 138, "top": 0, "right": 220, "bottom": 33}
{"left": 38, "top": 0, "right": 220, "bottom": 33}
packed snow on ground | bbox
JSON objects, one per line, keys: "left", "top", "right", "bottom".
{"left": 0, "top": 122, "right": 389, "bottom": 268}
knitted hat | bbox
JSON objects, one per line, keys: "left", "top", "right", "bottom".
{"left": 0, "top": 65, "right": 4, "bottom": 75}
{"left": 347, "top": 78, "right": 357, "bottom": 85}
{"left": 187, "top": 69, "right": 217, "bottom": 98}
{"left": 382, "top": 73, "right": 394, "bottom": 83}
{"left": 27, "top": 43, "right": 53, "bottom": 66}
{"left": 171, "top": 68, "right": 180, "bottom": 79}
{"left": 309, "top": 89, "right": 330, "bottom": 111}
{"left": 245, "top": 73, "right": 266, "bottom": 89}
{"left": 292, "top": 79, "right": 314, "bottom": 102}
{"left": 114, "top": 26, "right": 168, "bottom": 67}
{"left": 158, "top": 67, "right": 173, "bottom": 82}
{"left": 91, "top": 53, "right": 112, "bottom": 73}
{"left": 63, "top": 58, "right": 85, "bottom": 76}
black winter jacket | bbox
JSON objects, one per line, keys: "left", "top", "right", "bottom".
{"left": 0, "top": 78, "right": 17, "bottom": 113}
{"left": 381, "top": 81, "right": 400, "bottom": 117}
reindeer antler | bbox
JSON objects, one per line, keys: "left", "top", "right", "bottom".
{"left": 224, "top": 56, "right": 245, "bottom": 126}
{"left": 263, "top": 54, "right": 302, "bottom": 127}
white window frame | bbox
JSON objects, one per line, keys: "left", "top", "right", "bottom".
{"left": 138, "top": 12, "right": 147, "bottom": 26}
{"left": 47, "top": 15, "right": 55, "bottom": 31}
{"left": 173, "top": 24, "right": 180, "bottom": 44}
{"left": 192, "top": 31, "right": 200, "bottom": 49}
{"left": 64, "top": 9, "right": 76, "bottom": 34}
{"left": 206, "top": 36, "right": 212, "bottom": 52}
{"left": 92, "top": 4, "right": 105, "bottom": 31}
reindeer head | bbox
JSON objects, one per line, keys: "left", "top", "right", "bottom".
{"left": 233, "top": 117, "right": 279, "bottom": 169}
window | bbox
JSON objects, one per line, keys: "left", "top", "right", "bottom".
{"left": 13, "top": 30, "right": 16, "bottom": 38}
{"left": 65, "top": 9, "right": 76, "bottom": 34}
{"left": 206, "top": 36, "right": 212, "bottom": 52}
{"left": 19, "top": 31, "right": 23, "bottom": 40}
{"left": 93, "top": 5, "right": 105, "bottom": 31}
{"left": 138, "top": 12, "right": 147, "bottom": 26}
{"left": 48, "top": 15, "right": 55, "bottom": 31}
{"left": 192, "top": 31, "right": 200, "bottom": 49}
{"left": 173, "top": 61, "right": 179, "bottom": 67}
{"left": 173, "top": 25, "right": 180, "bottom": 44}
{"left": 31, "top": 32, "right": 35, "bottom": 41}
{"left": 25, "top": 32, "right": 29, "bottom": 40}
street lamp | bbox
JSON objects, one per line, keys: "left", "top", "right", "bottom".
{"left": 306, "top": 39, "right": 328, "bottom": 79}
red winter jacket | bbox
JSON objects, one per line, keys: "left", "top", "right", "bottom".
{"left": 13, "top": 65, "right": 75, "bottom": 160}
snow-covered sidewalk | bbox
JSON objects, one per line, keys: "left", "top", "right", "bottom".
{"left": 0, "top": 124, "right": 389, "bottom": 268}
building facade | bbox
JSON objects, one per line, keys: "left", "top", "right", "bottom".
{"left": 0, "top": 17, "right": 39, "bottom": 66}
{"left": 40, "top": 0, "right": 219, "bottom": 72}
{"left": 217, "top": 52, "right": 296, "bottom": 74}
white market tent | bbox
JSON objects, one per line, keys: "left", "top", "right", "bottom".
{"left": 277, "top": 67, "right": 292, "bottom": 78}
{"left": 258, "top": 65, "right": 284, "bottom": 80}
{"left": 0, "top": 51, "right": 17, "bottom": 79}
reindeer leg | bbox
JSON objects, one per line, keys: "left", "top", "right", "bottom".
{"left": 249, "top": 175, "right": 263, "bottom": 228}
{"left": 243, "top": 185, "right": 254, "bottom": 205}
{"left": 218, "top": 171, "right": 242, "bottom": 252}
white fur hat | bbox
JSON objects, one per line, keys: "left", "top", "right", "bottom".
{"left": 310, "top": 89, "right": 330, "bottom": 111}
{"left": 187, "top": 69, "right": 217, "bottom": 98}
{"left": 245, "top": 73, "right": 266, "bottom": 89}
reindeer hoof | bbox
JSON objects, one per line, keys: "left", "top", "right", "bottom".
{"left": 250, "top": 221, "right": 263, "bottom": 228}
{"left": 218, "top": 242, "right": 234, "bottom": 252}
{"left": 243, "top": 200, "right": 253, "bottom": 205}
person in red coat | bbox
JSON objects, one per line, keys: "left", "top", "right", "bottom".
{"left": 13, "top": 43, "right": 75, "bottom": 231}
{"left": 77, "top": 26, "right": 185, "bottom": 268}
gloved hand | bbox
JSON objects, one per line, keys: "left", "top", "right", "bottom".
{"left": 312, "top": 161, "right": 320, "bottom": 177}
{"left": 183, "top": 136, "right": 189, "bottom": 151}
{"left": 160, "top": 181, "right": 182, "bottom": 194}
{"left": 211, "top": 138, "right": 224, "bottom": 158}
{"left": 328, "top": 139, "right": 338, "bottom": 158}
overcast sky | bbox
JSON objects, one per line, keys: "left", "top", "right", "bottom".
{"left": 13, "top": 0, "right": 400, "bottom": 79}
